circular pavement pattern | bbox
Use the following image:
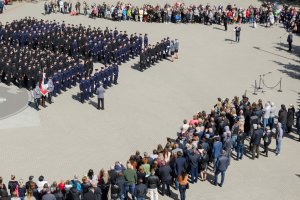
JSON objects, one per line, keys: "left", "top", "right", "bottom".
{"left": 0, "top": 85, "right": 30, "bottom": 120}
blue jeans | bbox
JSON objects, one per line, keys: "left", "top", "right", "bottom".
{"left": 268, "top": 118, "right": 274, "bottom": 129}
{"left": 298, "top": 128, "right": 300, "bottom": 138}
{"left": 281, "top": 123, "right": 287, "bottom": 133}
{"left": 125, "top": 183, "right": 135, "bottom": 200}
{"left": 213, "top": 157, "right": 219, "bottom": 172}
{"left": 263, "top": 118, "right": 269, "bottom": 129}
{"left": 276, "top": 139, "right": 282, "bottom": 154}
{"left": 174, "top": 179, "right": 179, "bottom": 190}
{"left": 190, "top": 166, "right": 198, "bottom": 183}
{"left": 236, "top": 143, "right": 244, "bottom": 160}
{"left": 214, "top": 170, "right": 226, "bottom": 186}
{"left": 136, "top": 198, "right": 145, "bottom": 200}
{"left": 179, "top": 185, "right": 186, "bottom": 200}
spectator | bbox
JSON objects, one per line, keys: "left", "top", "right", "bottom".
{"left": 212, "top": 136, "right": 222, "bottom": 171}
{"left": 199, "top": 150, "right": 209, "bottom": 181}
{"left": 114, "top": 172, "right": 125, "bottom": 200}
{"left": 178, "top": 170, "right": 188, "bottom": 200}
{"left": 123, "top": 163, "right": 136, "bottom": 200}
{"left": 134, "top": 179, "right": 147, "bottom": 200}
{"left": 42, "top": 184, "right": 56, "bottom": 200}
{"left": 51, "top": 182, "right": 64, "bottom": 200}
{"left": 8, "top": 175, "right": 19, "bottom": 196}
{"left": 174, "top": 151, "right": 187, "bottom": 190}
{"left": 235, "top": 129, "right": 246, "bottom": 160}
{"left": 213, "top": 150, "right": 229, "bottom": 187}
{"left": 278, "top": 104, "right": 288, "bottom": 133}
{"left": 188, "top": 147, "right": 200, "bottom": 184}
{"left": 98, "top": 169, "right": 110, "bottom": 200}
{"left": 18, "top": 180, "right": 26, "bottom": 200}
{"left": 0, "top": 177, "right": 7, "bottom": 193}
{"left": 147, "top": 170, "right": 159, "bottom": 200}
{"left": 24, "top": 190, "right": 35, "bottom": 200}
{"left": 275, "top": 122, "right": 284, "bottom": 156}
{"left": 287, "top": 104, "right": 295, "bottom": 133}
{"left": 158, "top": 160, "right": 172, "bottom": 196}
{"left": 251, "top": 124, "right": 263, "bottom": 160}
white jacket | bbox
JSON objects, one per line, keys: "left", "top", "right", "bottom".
{"left": 263, "top": 104, "right": 271, "bottom": 119}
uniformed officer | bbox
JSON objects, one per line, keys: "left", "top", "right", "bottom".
{"left": 112, "top": 62, "right": 119, "bottom": 84}
{"left": 79, "top": 77, "right": 86, "bottom": 103}
{"left": 144, "top": 34, "right": 148, "bottom": 48}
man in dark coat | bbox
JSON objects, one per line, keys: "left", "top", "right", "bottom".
{"left": 83, "top": 186, "right": 96, "bottom": 200}
{"left": 158, "top": 161, "right": 172, "bottom": 196}
{"left": 174, "top": 151, "right": 186, "bottom": 190}
{"left": 251, "top": 124, "right": 263, "bottom": 160}
{"left": 134, "top": 179, "right": 147, "bottom": 200}
{"left": 278, "top": 104, "right": 288, "bottom": 133}
{"left": 213, "top": 150, "right": 229, "bottom": 187}
{"left": 287, "top": 105, "right": 295, "bottom": 133}
{"left": 188, "top": 148, "right": 201, "bottom": 184}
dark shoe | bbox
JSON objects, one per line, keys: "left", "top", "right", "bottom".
{"left": 218, "top": 184, "right": 222, "bottom": 187}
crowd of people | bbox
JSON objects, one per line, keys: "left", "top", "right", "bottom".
{"left": 0, "top": 95, "right": 299, "bottom": 200}
{"left": 43, "top": 1, "right": 300, "bottom": 33}
{"left": 0, "top": 17, "right": 176, "bottom": 110}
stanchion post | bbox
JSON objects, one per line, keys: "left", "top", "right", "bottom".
{"left": 258, "top": 75, "right": 262, "bottom": 89}
{"left": 278, "top": 78, "right": 283, "bottom": 92}
{"left": 253, "top": 80, "right": 257, "bottom": 95}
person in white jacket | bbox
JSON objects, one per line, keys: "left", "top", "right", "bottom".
{"left": 262, "top": 102, "right": 271, "bottom": 128}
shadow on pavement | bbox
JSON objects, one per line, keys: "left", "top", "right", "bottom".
{"left": 272, "top": 61, "right": 300, "bottom": 80}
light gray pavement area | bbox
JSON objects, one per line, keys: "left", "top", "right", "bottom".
{"left": 0, "top": 1, "right": 300, "bottom": 200}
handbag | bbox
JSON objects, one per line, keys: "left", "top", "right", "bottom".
{"left": 186, "top": 183, "right": 189, "bottom": 189}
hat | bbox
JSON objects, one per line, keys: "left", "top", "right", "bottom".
{"left": 29, "top": 176, "right": 34, "bottom": 180}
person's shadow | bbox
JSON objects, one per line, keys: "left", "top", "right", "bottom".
{"left": 224, "top": 38, "right": 236, "bottom": 44}
{"left": 213, "top": 26, "right": 224, "bottom": 31}
{"left": 131, "top": 63, "right": 142, "bottom": 72}
{"left": 88, "top": 100, "right": 98, "bottom": 109}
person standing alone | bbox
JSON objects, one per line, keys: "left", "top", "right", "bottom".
{"left": 96, "top": 84, "right": 105, "bottom": 110}
{"left": 234, "top": 24, "right": 241, "bottom": 43}
{"left": 287, "top": 32, "right": 293, "bottom": 52}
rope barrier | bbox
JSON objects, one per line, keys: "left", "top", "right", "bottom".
{"left": 262, "top": 78, "right": 281, "bottom": 90}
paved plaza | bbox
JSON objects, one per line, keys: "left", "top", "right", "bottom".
{"left": 0, "top": 1, "right": 300, "bottom": 199}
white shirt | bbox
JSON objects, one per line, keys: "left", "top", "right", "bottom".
{"left": 37, "top": 181, "right": 48, "bottom": 192}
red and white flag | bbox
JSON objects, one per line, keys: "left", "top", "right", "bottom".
{"left": 40, "top": 72, "right": 48, "bottom": 96}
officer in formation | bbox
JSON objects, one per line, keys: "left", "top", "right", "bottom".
{"left": 79, "top": 62, "right": 119, "bottom": 104}
{"left": 139, "top": 37, "right": 171, "bottom": 71}
{"left": 0, "top": 17, "right": 146, "bottom": 87}
{"left": 0, "top": 41, "right": 92, "bottom": 95}
{"left": 0, "top": 18, "right": 146, "bottom": 62}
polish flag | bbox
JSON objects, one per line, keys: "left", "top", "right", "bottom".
{"left": 40, "top": 72, "right": 48, "bottom": 96}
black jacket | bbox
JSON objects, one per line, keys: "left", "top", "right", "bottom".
{"left": 147, "top": 175, "right": 160, "bottom": 189}
{"left": 66, "top": 187, "right": 80, "bottom": 200}
{"left": 158, "top": 165, "right": 172, "bottom": 182}
{"left": 134, "top": 184, "right": 147, "bottom": 198}
{"left": 251, "top": 129, "right": 263, "bottom": 145}
{"left": 83, "top": 190, "right": 95, "bottom": 200}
